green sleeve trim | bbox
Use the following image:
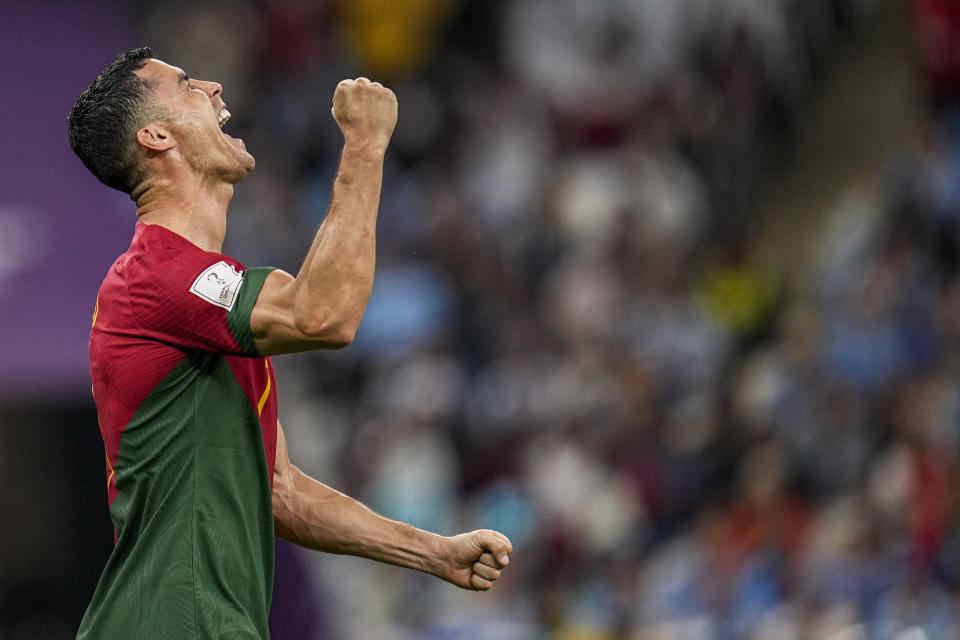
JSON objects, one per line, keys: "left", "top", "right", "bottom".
{"left": 227, "top": 267, "right": 275, "bottom": 357}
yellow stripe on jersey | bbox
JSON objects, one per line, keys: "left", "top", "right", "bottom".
{"left": 257, "top": 360, "right": 271, "bottom": 417}
{"left": 105, "top": 451, "right": 115, "bottom": 493}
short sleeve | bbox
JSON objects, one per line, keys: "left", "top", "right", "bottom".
{"left": 124, "top": 232, "right": 275, "bottom": 357}
{"left": 225, "top": 267, "right": 274, "bottom": 355}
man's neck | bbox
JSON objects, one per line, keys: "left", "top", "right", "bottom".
{"left": 134, "top": 174, "right": 233, "bottom": 253}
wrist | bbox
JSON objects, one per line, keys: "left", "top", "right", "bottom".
{"left": 334, "top": 140, "right": 387, "bottom": 187}
{"left": 341, "top": 135, "right": 389, "bottom": 159}
{"left": 416, "top": 531, "right": 451, "bottom": 579}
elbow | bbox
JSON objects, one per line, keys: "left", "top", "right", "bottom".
{"left": 294, "top": 315, "right": 358, "bottom": 349}
{"left": 321, "top": 322, "right": 356, "bottom": 349}
{"left": 291, "top": 284, "right": 369, "bottom": 349}
{"left": 272, "top": 476, "right": 298, "bottom": 540}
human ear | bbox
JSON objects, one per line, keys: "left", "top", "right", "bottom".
{"left": 136, "top": 123, "right": 174, "bottom": 151}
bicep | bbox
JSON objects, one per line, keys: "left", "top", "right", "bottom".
{"left": 273, "top": 420, "right": 293, "bottom": 501}
{"left": 272, "top": 421, "right": 295, "bottom": 530}
{"left": 250, "top": 269, "right": 352, "bottom": 355}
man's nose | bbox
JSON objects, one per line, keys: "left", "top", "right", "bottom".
{"left": 198, "top": 80, "right": 223, "bottom": 100}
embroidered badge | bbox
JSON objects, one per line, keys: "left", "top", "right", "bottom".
{"left": 190, "top": 261, "right": 244, "bottom": 310}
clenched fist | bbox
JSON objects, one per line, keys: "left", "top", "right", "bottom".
{"left": 438, "top": 529, "right": 513, "bottom": 591}
{"left": 331, "top": 77, "right": 398, "bottom": 152}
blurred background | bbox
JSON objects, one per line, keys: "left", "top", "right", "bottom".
{"left": 3, "top": 0, "right": 960, "bottom": 637}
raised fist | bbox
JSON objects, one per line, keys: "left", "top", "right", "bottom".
{"left": 440, "top": 529, "right": 513, "bottom": 591}
{"left": 331, "top": 77, "right": 398, "bottom": 152}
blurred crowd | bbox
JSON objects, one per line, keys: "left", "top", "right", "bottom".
{"left": 134, "top": 0, "right": 960, "bottom": 638}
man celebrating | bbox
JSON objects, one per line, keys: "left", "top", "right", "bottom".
{"left": 68, "top": 48, "right": 511, "bottom": 639}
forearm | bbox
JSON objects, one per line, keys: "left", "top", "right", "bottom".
{"left": 274, "top": 465, "right": 446, "bottom": 576}
{"left": 271, "top": 421, "right": 511, "bottom": 590}
{"left": 291, "top": 144, "right": 384, "bottom": 337}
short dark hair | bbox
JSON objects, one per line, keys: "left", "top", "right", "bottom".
{"left": 68, "top": 47, "right": 163, "bottom": 194}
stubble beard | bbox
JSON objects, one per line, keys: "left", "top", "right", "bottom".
{"left": 188, "top": 133, "right": 254, "bottom": 185}
{"left": 222, "top": 144, "right": 255, "bottom": 184}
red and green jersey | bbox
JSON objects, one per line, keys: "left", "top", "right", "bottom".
{"left": 78, "top": 221, "right": 279, "bottom": 639}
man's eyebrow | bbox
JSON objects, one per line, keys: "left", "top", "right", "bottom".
{"left": 177, "top": 71, "right": 190, "bottom": 87}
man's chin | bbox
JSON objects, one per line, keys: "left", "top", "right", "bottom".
{"left": 241, "top": 151, "right": 255, "bottom": 173}
{"left": 230, "top": 150, "right": 256, "bottom": 182}
{"left": 222, "top": 157, "right": 255, "bottom": 185}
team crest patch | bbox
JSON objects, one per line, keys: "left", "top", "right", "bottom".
{"left": 190, "top": 261, "right": 244, "bottom": 310}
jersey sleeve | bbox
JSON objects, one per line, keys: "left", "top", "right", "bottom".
{"left": 125, "top": 246, "right": 275, "bottom": 357}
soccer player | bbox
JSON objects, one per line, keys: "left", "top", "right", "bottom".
{"left": 67, "top": 47, "right": 512, "bottom": 639}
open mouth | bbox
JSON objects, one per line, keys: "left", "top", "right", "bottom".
{"left": 216, "top": 106, "right": 246, "bottom": 150}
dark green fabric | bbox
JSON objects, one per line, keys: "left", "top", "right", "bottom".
{"left": 77, "top": 353, "right": 274, "bottom": 639}
{"left": 227, "top": 267, "right": 275, "bottom": 357}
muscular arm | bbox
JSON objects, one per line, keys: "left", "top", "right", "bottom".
{"left": 250, "top": 78, "right": 398, "bottom": 355}
{"left": 272, "top": 422, "right": 512, "bottom": 590}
